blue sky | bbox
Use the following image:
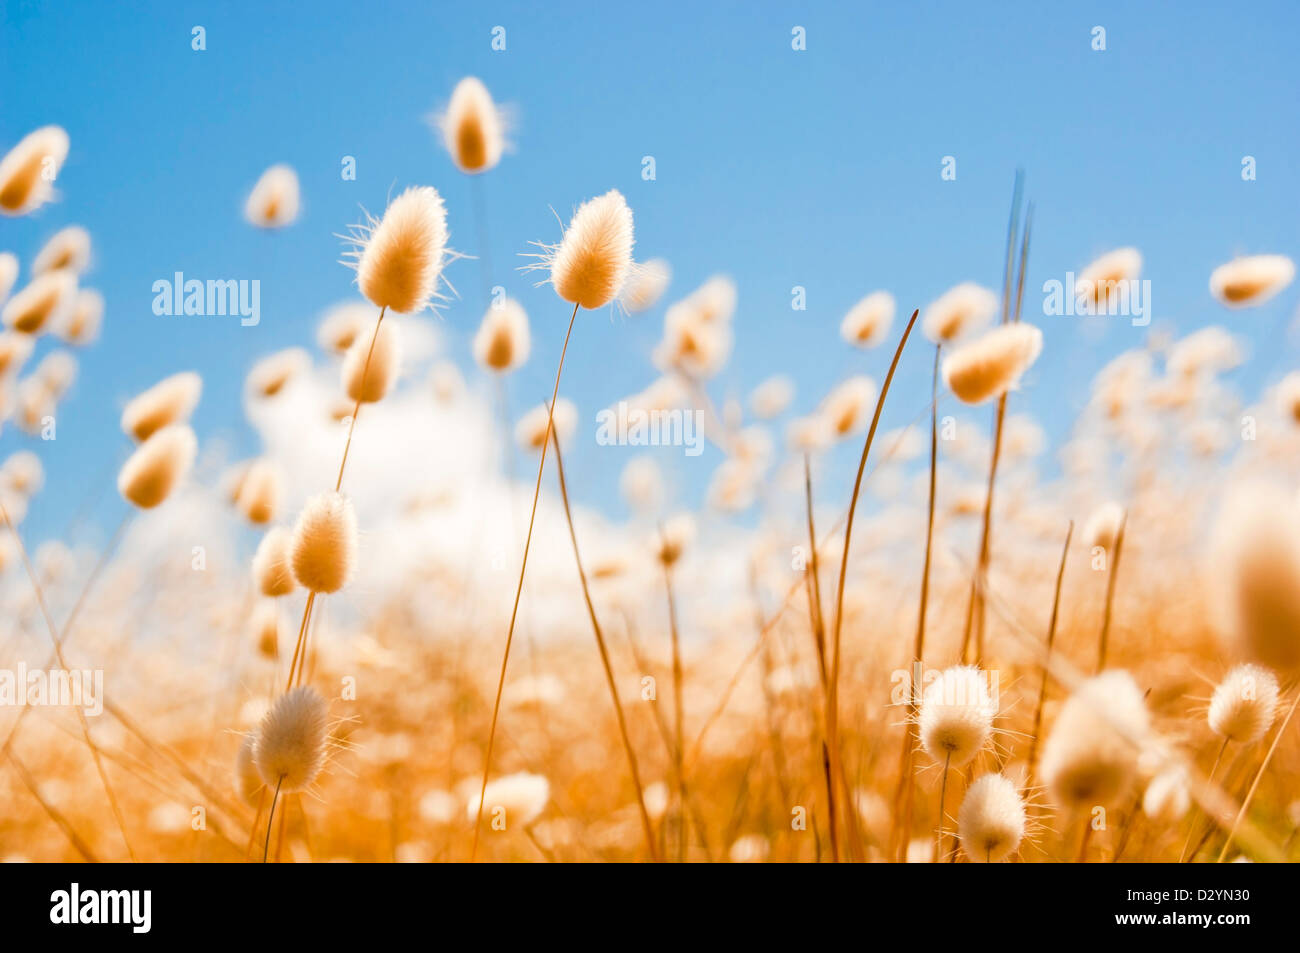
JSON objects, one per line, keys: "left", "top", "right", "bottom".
{"left": 2, "top": 0, "right": 1298, "bottom": 547}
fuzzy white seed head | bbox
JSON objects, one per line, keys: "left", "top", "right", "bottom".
{"left": 840, "top": 291, "right": 895, "bottom": 348}
{"left": 253, "top": 686, "right": 329, "bottom": 793}
{"left": 1208, "top": 663, "right": 1279, "bottom": 745}
{"left": 750, "top": 374, "right": 795, "bottom": 420}
{"left": 245, "top": 164, "right": 300, "bottom": 228}
{"left": 819, "top": 375, "right": 877, "bottom": 439}
{"left": 1209, "top": 483, "right": 1300, "bottom": 671}
{"left": 918, "top": 665, "right": 996, "bottom": 767}
{"left": 515, "top": 398, "right": 576, "bottom": 452}
{"left": 922, "top": 282, "right": 998, "bottom": 343}
{"left": 1076, "top": 247, "right": 1142, "bottom": 307}
{"left": 316, "top": 301, "right": 373, "bottom": 354}
{"left": 1040, "top": 670, "right": 1151, "bottom": 810}
{"left": 1209, "top": 254, "right": 1295, "bottom": 309}
{"left": 2, "top": 270, "right": 77, "bottom": 335}
{"left": 32, "top": 225, "right": 91, "bottom": 276}
{"left": 247, "top": 348, "right": 309, "bottom": 398}
{"left": 958, "top": 773, "right": 1026, "bottom": 862}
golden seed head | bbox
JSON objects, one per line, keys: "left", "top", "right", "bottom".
{"left": 121, "top": 371, "right": 202, "bottom": 442}
{"left": 355, "top": 186, "right": 448, "bottom": 314}
{"left": 342, "top": 319, "right": 401, "bottom": 403}
{"left": 549, "top": 190, "right": 634, "bottom": 310}
{"left": 0, "top": 126, "right": 69, "bottom": 216}
{"left": 2, "top": 270, "right": 77, "bottom": 335}
{"left": 244, "top": 164, "right": 300, "bottom": 228}
{"left": 116, "top": 424, "right": 197, "bottom": 509}
{"left": 252, "top": 526, "right": 297, "bottom": 597}
{"left": 942, "top": 323, "right": 1043, "bottom": 405}
{"left": 289, "top": 491, "right": 358, "bottom": 594}
{"left": 472, "top": 298, "right": 530, "bottom": 373}
{"left": 440, "top": 77, "right": 505, "bottom": 175}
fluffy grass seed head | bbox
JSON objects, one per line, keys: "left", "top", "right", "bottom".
{"left": 351, "top": 186, "right": 448, "bottom": 314}
{"left": 117, "top": 424, "right": 197, "bottom": 509}
{"left": 247, "top": 348, "right": 309, "bottom": 399}
{"left": 958, "top": 773, "right": 1026, "bottom": 862}
{"left": 819, "top": 375, "right": 877, "bottom": 439}
{"left": 1210, "top": 254, "right": 1295, "bottom": 308}
{"left": 1167, "top": 326, "right": 1242, "bottom": 378}
{"left": 1040, "top": 670, "right": 1151, "bottom": 810}
{"left": 942, "top": 323, "right": 1043, "bottom": 405}
{"left": 656, "top": 513, "right": 696, "bottom": 566}
{"left": 235, "top": 458, "right": 286, "bottom": 525}
{"left": 918, "top": 665, "right": 996, "bottom": 767}
{"left": 1077, "top": 247, "right": 1142, "bottom": 306}
{"left": 840, "top": 290, "right": 895, "bottom": 348}
{"left": 654, "top": 302, "right": 733, "bottom": 379}
{"left": 121, "top": 371, "right": 202, "bottom": 442}
{"left": 244, "top": 164, "right": 300, "bottom": 228}
{"left": 472, "top": 298, "right": 530, "bottom": 373}
{"left": 342, "top": 319, "right": 401, "bottom": 403}
{"left": 0, "top": 126, "right": 69, "bottom": 216}
{"left": 619, "top": 258, "right": 671, "bottom": 313}
{"left": 1, "top": 450, "right": 43, "bottom": 497}
{"left": 60, "top": 288, "right": 102, "bottom": 345}
{"left": 465, "top": 772, "right": 550, "bottom": 827}
{"left": 35, "top": 350, "right": 76, "bottom": 399}
{"left": 2, "top": 269, "right": 76, "bottom": 335}
{"left": 32, "top": 225, "right": 91, "bottom": 275}
{"left": 290, "top": 491, "right": 358, "bottom": 594}
{"left": 749, "top": 374, "right": 795, "bottom": 420}
{"left": 252, "top": 526, "right": 297, "bottom": 597}
{"left": 545, "top": 190, "right": 634, "bottom": 310}
{"left": 253, "top": 686, "right": 329, "bottom": 793}
{"left": 1208, "top": 663, "right": 1279, "bottom": 745}
{"left": 1209, "top": 483, "right": 1300, "bottom": 671}
{"left": 922, "top": 282, "right": 998, "bottom": 343}
{"left": 515, "top": 398, "right": 576, "bottom": 452}
{"left": 250, "top": 600, "right": 285, "bottom": 659}
{"left": 316, "top": 301, "right": 372, "bottom": 354}
{"left": 439, "top": 77, "right": 506, "bottom": 175}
